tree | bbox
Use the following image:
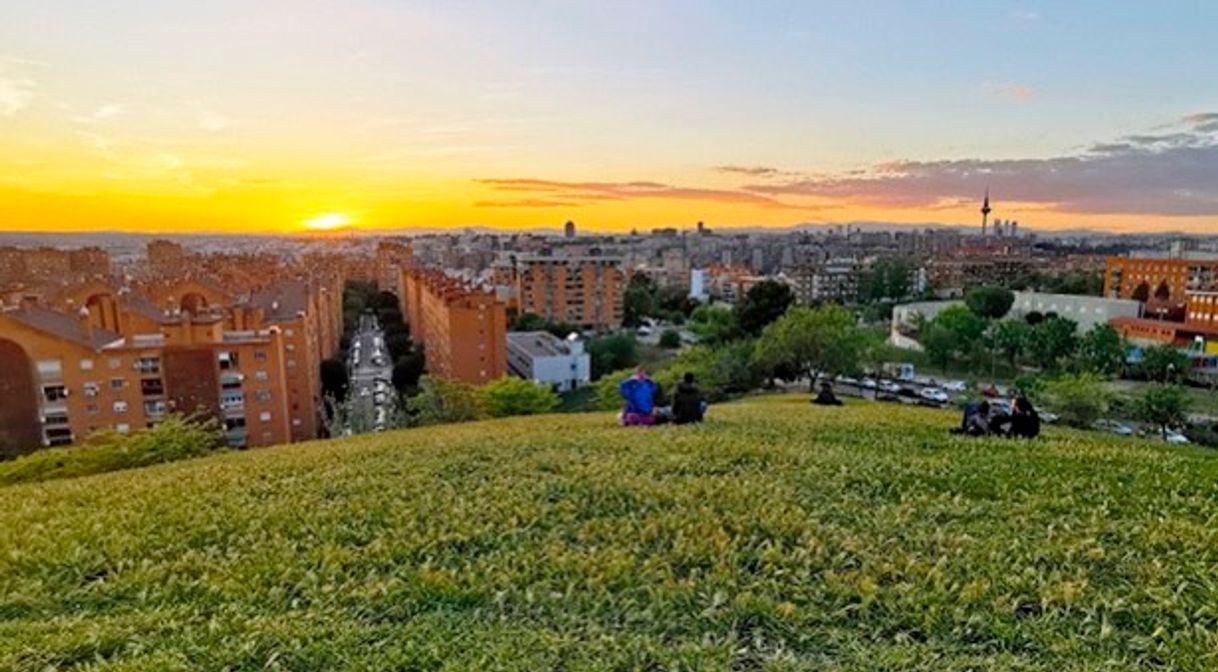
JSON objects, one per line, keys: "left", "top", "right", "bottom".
{"left": 994, "top": 319, "right": 1032, "bottom": 367}
{"left": 623, "top": 274, "right": 658, "bottom": 327}
{"left": 1043, "top": 374, "right": 1113, "bottom": 428}
{"left": 1135, "top": 384, "right": 1192, "bottom": 439}
{"left": 392, "top": 350, "right": 426, "bottom": 392}
{"left": 1137, "top": 344, "right": 1190, "bottom": 383}
{"left": 1154, "top": 280, "right": 1171, "bottom": 302}
{"left": 1131, "top": 281, "right": 1151, "bottom": 303}
{"left": 753, "top": 305, "right": 862, "bottom": 390}
{"left": 481, "top": 378, "right": 560, "bottom": 417}
{"left": 737, "top": 280, "right": 794, "bottom": 336}
{"left": 320, "top": 358, "right": 350, "bottom": 402}
{"left": 689, "top": 305, "right": 740, "bottom": 345}
{"left": 658, "top": 329, "right": 682, "bottom": 349}
{"left": 587, "top": 334, "right": 639, "bottom": 380}
{"left": 1025, "top": 311, "right": 1045, "bottom": 326}
{"left": 965, "top": 285, "right": 1015, "bottom": 320}
{"left": 920, "top": 321, "right": 958, "bottom": 373}
{"left": 1076, "top": 324, "right": 1126, "bottom": 376}
{"left": 1029, "top": 317, "right": 1078, "bottom": 371}
{"left": 861, "top": 258, "right": 913, "bottom": 303}
{"left": 404, "top": 377, "right": 485, "bottom": 426}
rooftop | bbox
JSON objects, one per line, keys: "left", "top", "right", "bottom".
{"left": 507, "top": 331, "right": 579, "bottom": 357}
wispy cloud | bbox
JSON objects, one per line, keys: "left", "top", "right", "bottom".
{"left": 0, "top": 77, "right": 36, "bottom": 116}
{"left": 69, "top": 103, "right": 123, "bottom": 124}
{"left": 982, "top": 82, "right": 1037, "bottom": 100}
{"left": 745, "top": 113, "right": 1218, "bottom": 216}
{"left": 713, "top": 165, "right": 782, "bottom": 177}
{"left": 475, "top": 198, "right": 582, "bottom": 208}
{"left": 476, "top": 178, "right": 803, "bottom": 209}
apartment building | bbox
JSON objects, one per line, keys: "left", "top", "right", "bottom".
{"left": 0, "top": 246, "right": 112, "bottom": 286}
{"left": 510, "top": 255, "right": 625, "bottom": 329}
{"left": 0, "top": 295, "right": 294, "bottom": 458}
{"left": 374, "top": 240, "right": 414, "bottom": 293}
{"left": 402, "top": 269, "right": 507, "bottom": 385}
{"left": 1104, "top": 254, "right": 1218, "bottom": 302}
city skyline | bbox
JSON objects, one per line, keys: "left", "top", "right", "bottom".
{"left": 3, "top": 1, "right": 1218, "bottom": 234}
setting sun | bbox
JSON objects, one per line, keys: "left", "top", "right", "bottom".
{"left": 302, "top": 213, "right": 353, "bottom": 232}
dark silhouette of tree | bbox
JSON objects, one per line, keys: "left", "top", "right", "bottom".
{"left": 965, "top": 285, "right": 1015, "bottom": 320}
{"left": 737, "top": 280, "right": 794, "bottom": 336}
{"left": 1154, "top": 280, "right": 1171, "bottom": 302}
{"left": 320, "top": 358, "right": 349, "bottom": 402}
{"left": 1131, "top": 281, "right": 1151, "bottom": 303}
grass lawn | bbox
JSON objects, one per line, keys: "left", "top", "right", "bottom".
{"left": 3, "top": 396, "right": 1218, "bottom": 670}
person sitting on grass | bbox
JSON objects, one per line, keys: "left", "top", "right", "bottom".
{"left": 619, "top": 368, "right": 659, "bottom": 426}
{"left": 953, "top": 400, "right": 992, "bottom": 436}
{"left": 1006, "top": 396, "right": 1041, "bottom": 439}
{"left": 811, "top": 381, "right": 843, "bottom": 406}
{"left": 672, "top": 372, "right": 707, "bottom": 424}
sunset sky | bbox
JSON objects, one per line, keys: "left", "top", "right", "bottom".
{"left": 2, "top": 1, "right": 1217, "bottom": 234}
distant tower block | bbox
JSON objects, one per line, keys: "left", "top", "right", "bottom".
{"left": 1010, "top": 220, "right": 1019, "bottom": 237}
{"left": 563, "top": 220, "right": 576, "bottom": 239}
{"left": 696, "top": 220, "right": 705, "bottom": 234}
{"left": 980, "top": 188, "right": 992, "bottom": 235}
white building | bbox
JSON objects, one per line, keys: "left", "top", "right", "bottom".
{"left": 506, "top": 331, "right": 591, "bottom": 392}
{"left": 890, "top": 292, "right": 1144, "bottom": 350}
{"left": 689, "top": 269, "right": 708, "bottom": 303}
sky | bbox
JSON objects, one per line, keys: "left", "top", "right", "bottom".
{"left": 2, "top": 1, "right": 1217, "bottom": 235}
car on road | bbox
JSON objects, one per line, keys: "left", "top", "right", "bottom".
{"left": 1094, "top": 419, "right": 1135, "bottom": 436}
{"left": 942, "top": 380, "right": 968, "bottom": 393}
{"left": 878, "top": 380, "right": 902, "bottom": 394}
{"left": 1163, "top": 430, "right": 1191, "bottom": 445}
{"left": 372, "top": 356, "right": 387, "bottom": 367}
{"left": 918, "top": 387, "right": 950, "bottom": 404}
{"left": 859, "top": 377, "right": 878, "bottom": 389}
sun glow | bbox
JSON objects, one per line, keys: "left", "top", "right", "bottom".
{"left": 302, "top": 212, "right": 352, "bottom": 231}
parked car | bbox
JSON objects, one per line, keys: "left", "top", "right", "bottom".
{"left": 942, "top": 380, "right": 967, "bottom": 393}
{"left": 1040, "top": 411, "right": 1059, "bottom": 424}
{"left": 1163, "top": 430, "right": 1191, "bottom": 445}
{"left": 919, "top": 387, "right": 950, "bottom": 404}
{"left": 1095, "top": 419, "right": 1135, "bottom": 436}
{"left": 859, "top": 377, "right": 878, "bottom": 389}
{"left": 878, "top": 380, "right": 902, "bottom": 394}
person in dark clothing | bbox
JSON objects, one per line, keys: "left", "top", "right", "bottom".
{"left": 953, "top": 400, "right": 991, "bottom": 435}
{"left": 671, "top": 372, "right": 706, "bottom": 424}
{"left": 812, "top": 381, "right": 843, "bottom": 406}
{"left": 1007, "top": 396, "right": 1041, "bottom": 439}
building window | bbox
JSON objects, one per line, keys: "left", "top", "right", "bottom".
{"left": 285, "top": 329, "right": 295, "bottom": 337}
{"left": 86, "top": 403, "right": 99, "bottom": 414}
{"left": 292, "top": 418, "right": 301, "bottom": 426}
{"left": 108, "top": 357, "right": 122, "bottom": 370}
{"left": 43, "top": 385, "right": 68, "bottom": 402}
{"left": 110, "top": 378, "right": 126, "bottom": 390}
{"left": 115, "top": 423, "right": 130, "bottom": 434}
{"left": 287, "top": 359, "right": 296, "bottom": 368}
{"left": 80, "top": 358, "right": 94, "bottom": 371}
{"left": 255, "top": 389, "right": 272, "bottom": 402}
{"left": 134, "top": 357, "right": 161, "bottom": 374}
{"left": 286, "top": 343, "right": 295, "bottom": 352}
{"left": 254, "top": 350, "right": 267, "bottom": 362}
{"left": 82, "top": 381, "right": 100, "bottom": 397}
{"left": 113, "top": 401, "right": 128, "bottom": 413}
{"left": 144, "top": 400, "right": 167, "bottom": 416}
{"left": 260, "top": 411, "right": 272, "bottom": 422}
{"left": 36, "top": 359, "right": 63, "bottom": 378}
{"left": 140, "top": 378, "right": 164, "bottom": 396}
{"left": 218, "top": 351, "right": 238, "bottom": 370}
{"left": 255, "top": 370, "right": 269, "bottom": 381}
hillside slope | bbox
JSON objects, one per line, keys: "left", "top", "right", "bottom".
{"left": 2, "top": 396, "right": 1217, "bottom": 671}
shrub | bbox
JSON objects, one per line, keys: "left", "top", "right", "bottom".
{"left": 658, "top": 329, "right": 682, "bottom": 349}
{"left": 0, "top": 416, "right": 223, "bottom": 485}
{"left": 481, "top": 378, "right": 560, "bottom": 418}
{"left": 405, "top": 377, "right": 486, "bottom": 426}
{"left": 1042, "top": 374, "right": 1113, "bottom": 428}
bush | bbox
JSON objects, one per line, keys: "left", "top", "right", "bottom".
{"left": 404, "top": 377, "right": 486, "bottom": 426}
{"left": 0, "top": 416, "right": 223, "bottom": 485}
{"left": 658, "top": 329, "right": 682, "bottom": 349}
{"left": 1042, "top": 374, "right": 1113, "bottom": 428}
{"left": 481, "top": 378, "right": 560, "bottom": 418}
{"left": 587, "top": 334, "right": 639, "bottom": 380}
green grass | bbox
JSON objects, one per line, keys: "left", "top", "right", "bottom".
{"left": 3, "top": 397, "right": 1218, "bottom": 670}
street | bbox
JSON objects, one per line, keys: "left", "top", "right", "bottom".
{"left": 348, "top": 313, "right": 394, "bottom": 430}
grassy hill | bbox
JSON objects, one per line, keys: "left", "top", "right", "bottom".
{"left": 2, "top": 396, "right": 1217, "bottom": 671}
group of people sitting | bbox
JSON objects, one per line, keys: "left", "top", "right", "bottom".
{"left": 618, "top": 369, "right": 707, "bottom": 426}
{"left": 954, "top": 397, "right": 1040, "bottom": 439}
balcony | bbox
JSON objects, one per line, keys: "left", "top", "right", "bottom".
{"left": 220, "top": 372, "right": 245, "bottom": 389}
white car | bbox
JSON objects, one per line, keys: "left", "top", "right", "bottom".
{"left": 860, "top": 377, "right": 878, "bottom": 389}
{"left": 919, "top": 387, "right": 950, "bottom": 403}
{"left": 942, "top": 380, "right": 968, "bottom": 393}
{"left": 1095, "top": 419, "right": 1134, "bottom": 436}
{"left": 1040, "top": 411, "right": 1059, "bottom": 424}
{"left": 878, "top": 380, "right": 902, "bottom": 393}
{"left": 1164, "top": 430, "right": 1191, "bottom": 445}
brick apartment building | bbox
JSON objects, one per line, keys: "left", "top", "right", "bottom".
{"left": 506, "top": 255, "right": 625, "bottom": 329}
{"left": 402, "top": 269, "right": 507, "bottom": 385}
{"left": 0, "top": 246, "right": 112, "bottom": 286}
